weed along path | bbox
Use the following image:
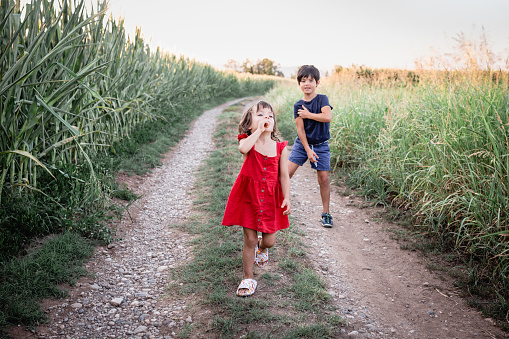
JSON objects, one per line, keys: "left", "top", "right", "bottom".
{"left": 291, "top": 165, "right": 507, "bottom": 338}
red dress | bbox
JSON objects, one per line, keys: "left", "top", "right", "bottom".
{"left": 222, "top": 134, "right": 289, "bottom": 234}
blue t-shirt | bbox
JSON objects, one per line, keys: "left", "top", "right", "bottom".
{"left": 293, "top": 94, "right": 332, "bottom": 144}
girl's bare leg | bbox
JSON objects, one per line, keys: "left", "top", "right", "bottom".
{"left": 259, "top": 232, "right": 276, "bottom": 252}
{"left": 239, "top": 229, "right": 276, "bottom": 294}
{"left": 239, "top": 228, "right": 258, "bottom": 294}
{"left": 288, "top": 161, "right": 300, "bottom": 179}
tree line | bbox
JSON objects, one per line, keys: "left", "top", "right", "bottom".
{"left": 225, "top": 58, "right": 284, "bottom": 77}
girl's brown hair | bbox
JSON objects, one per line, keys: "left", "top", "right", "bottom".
{"left": 238, "top": 101, "right": 282, "bottom": 142}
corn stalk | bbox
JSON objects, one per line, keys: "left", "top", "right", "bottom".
{"left": 0, "top": 0, "right": 275, "bottom": 204}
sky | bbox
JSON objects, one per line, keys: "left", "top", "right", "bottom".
{"left": 22, "top": 0, "right": 509, "bottom": 75}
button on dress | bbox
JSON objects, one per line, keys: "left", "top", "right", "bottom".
{"left": 222, "top": 134, "right": 289, "bottom": 234}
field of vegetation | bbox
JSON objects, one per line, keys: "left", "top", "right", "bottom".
{"left": 2, "top": 0, "right": 508, "bottom": 334}
{"left": 267, "top": 66, "right": 509, "bottom": 325}
{"left": 0, "top": 0, "right": 274, "bottom": 330}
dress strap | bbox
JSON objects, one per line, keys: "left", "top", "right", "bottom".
{"left": 277, "top": 141, "right": 288, "bottom": 155}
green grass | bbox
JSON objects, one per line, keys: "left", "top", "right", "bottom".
{"left": 0, "top": 232, "right": 93, "bottom": 328}
{"left": 266, "top": 72, "right": 509, "bottom": 330}
{"left": 0, "top": 97, "right": 263, "bottom": 335}
{"left": 111, "top": 183, "right": 140, "bottom": 201}
{"left": 168, "top": 100, "right": 345, "bottom": 338}
{"left": 1, "top": 0, "right": 276, "bottom": 334}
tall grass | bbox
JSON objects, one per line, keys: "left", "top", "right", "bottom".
{"left": 266, "top": 70, "right": 509, "bottom": 323}
{"left": 0, "top": 0, "right": 274, "bottom": 330}
{"left": 0, "top": 0, "right": 274, "bottom": 202}
{"left": 0, "top": 0, "right": 274, "bottom": 255}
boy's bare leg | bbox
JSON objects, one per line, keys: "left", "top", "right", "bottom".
{"left": 288, "top": 161, "right": 300, "bottom": 179}
{"left": 317, "top": 170, "right": 330, "bottom": 213}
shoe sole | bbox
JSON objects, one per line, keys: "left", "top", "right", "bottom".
{"left": 322, "top": 224, "right": 333, "bottom": 228}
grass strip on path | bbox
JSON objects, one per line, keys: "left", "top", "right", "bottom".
{"left": 169, "top": 100, "right": 345, "bottom": 338}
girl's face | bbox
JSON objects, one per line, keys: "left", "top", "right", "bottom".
{"left": 249, "top": 107, "right": 274, "bottom": 132}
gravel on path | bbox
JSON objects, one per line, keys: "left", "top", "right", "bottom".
{"left": 30, "top": 98, "right": 247, "bottom": 339}
{"left": 290, "top": 165, "right": 508, "bottom": 339}
{"left": 24, "top": 97, "right": 507, "bottom": 339}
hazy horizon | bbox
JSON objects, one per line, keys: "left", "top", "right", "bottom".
{"left": 18, "top": 0, "right": 509, "bottom": 74}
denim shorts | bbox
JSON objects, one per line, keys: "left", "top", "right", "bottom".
{"left": 289, "top": 137, "right": 330, "bottom": 171}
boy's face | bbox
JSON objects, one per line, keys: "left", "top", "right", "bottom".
{"left": 299, "top": 76, "right": 319, "bottom": 96}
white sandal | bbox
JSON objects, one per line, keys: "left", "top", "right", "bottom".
{"left": 236, "top": 278, "right": 257, "bottom": 297}
{"left": 254, "top": 236, "right": 268, "bottom": 268}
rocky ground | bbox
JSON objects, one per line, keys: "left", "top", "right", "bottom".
{"left": 290, "top": 167, "right": 508, "bottom": 338}
{"left": 11, "top": 98, "right": 508, "bottom": 338}
{"left": 13, "top": 98, "right": 245, "bottom": 339}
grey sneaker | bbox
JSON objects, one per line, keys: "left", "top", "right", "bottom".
{"left": 321, "top": 213, "right": 333, "bottom": 228}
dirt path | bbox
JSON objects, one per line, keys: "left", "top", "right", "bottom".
{"left": 290, "top": 164, "right": 508, "bottom": 338}
{"left": 14, "top": 99, "right": 507, "bottom": 339}
{"left": 15, "top": 98, "right": 246, "bottom": 339}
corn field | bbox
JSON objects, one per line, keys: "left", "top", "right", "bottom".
{"left": 0, "top": 0, "right": 273, "bottom": 204}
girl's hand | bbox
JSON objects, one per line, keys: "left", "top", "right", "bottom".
{"left": 257, "top": 119, "right": 265, "bottom": 132}
{"left": 281, "top": 199, "right": 291, "bottom": 215}
{"left": 257, "top": 118, "right": 266, "bottom": 132}
{"left": 256, "top": 117, "right": 272, "bottom": 133}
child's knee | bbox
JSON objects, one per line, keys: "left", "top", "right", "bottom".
{"left": 244, "top": 233, "right": 258, "bottom": 248}
{"left": 261, "top": 235, "right": 276, "bottom": 248}
{"left": 317, "top": 172, "right": 329, "bottom": 187}
{"left": 318, "top": 178, "right": 329, "bottom": 187}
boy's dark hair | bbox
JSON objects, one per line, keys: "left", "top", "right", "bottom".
{"left": 297, "top": 65, "right": 320, "bottom": 83}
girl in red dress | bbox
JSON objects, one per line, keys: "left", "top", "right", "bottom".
{"left": 222, "top": 101, "right": 291, "bottom": 297}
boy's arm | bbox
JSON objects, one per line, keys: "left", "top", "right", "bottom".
{"left": 279, "top": 147, "right": 291, "bottom": 215}
{"left": 297, "top": 105, "right": 332, "bottom": 123}
{"left": 295, "top": 117, "right": 318, "bottom": 164}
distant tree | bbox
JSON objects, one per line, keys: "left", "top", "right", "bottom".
{"left": 256, "top": 58, "right": 284, "bottom": 76}
{"left": 240, "top": 58, "right": 284, "bottom": 77}
{"left": 242, "top": 58, "right": 255, "bottom": 74}
{"left": 224, "top": 59, "right": 240, "bottom": 72}
{"left": 256, "top": 58, "right": 274, "bottom": 75}
{"left": 333, "top": 65, "right": 344, "bottom": 73}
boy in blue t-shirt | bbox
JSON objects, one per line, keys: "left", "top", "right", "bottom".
{"left": 288, "top": 65, "right": 333, "bottom": 227}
